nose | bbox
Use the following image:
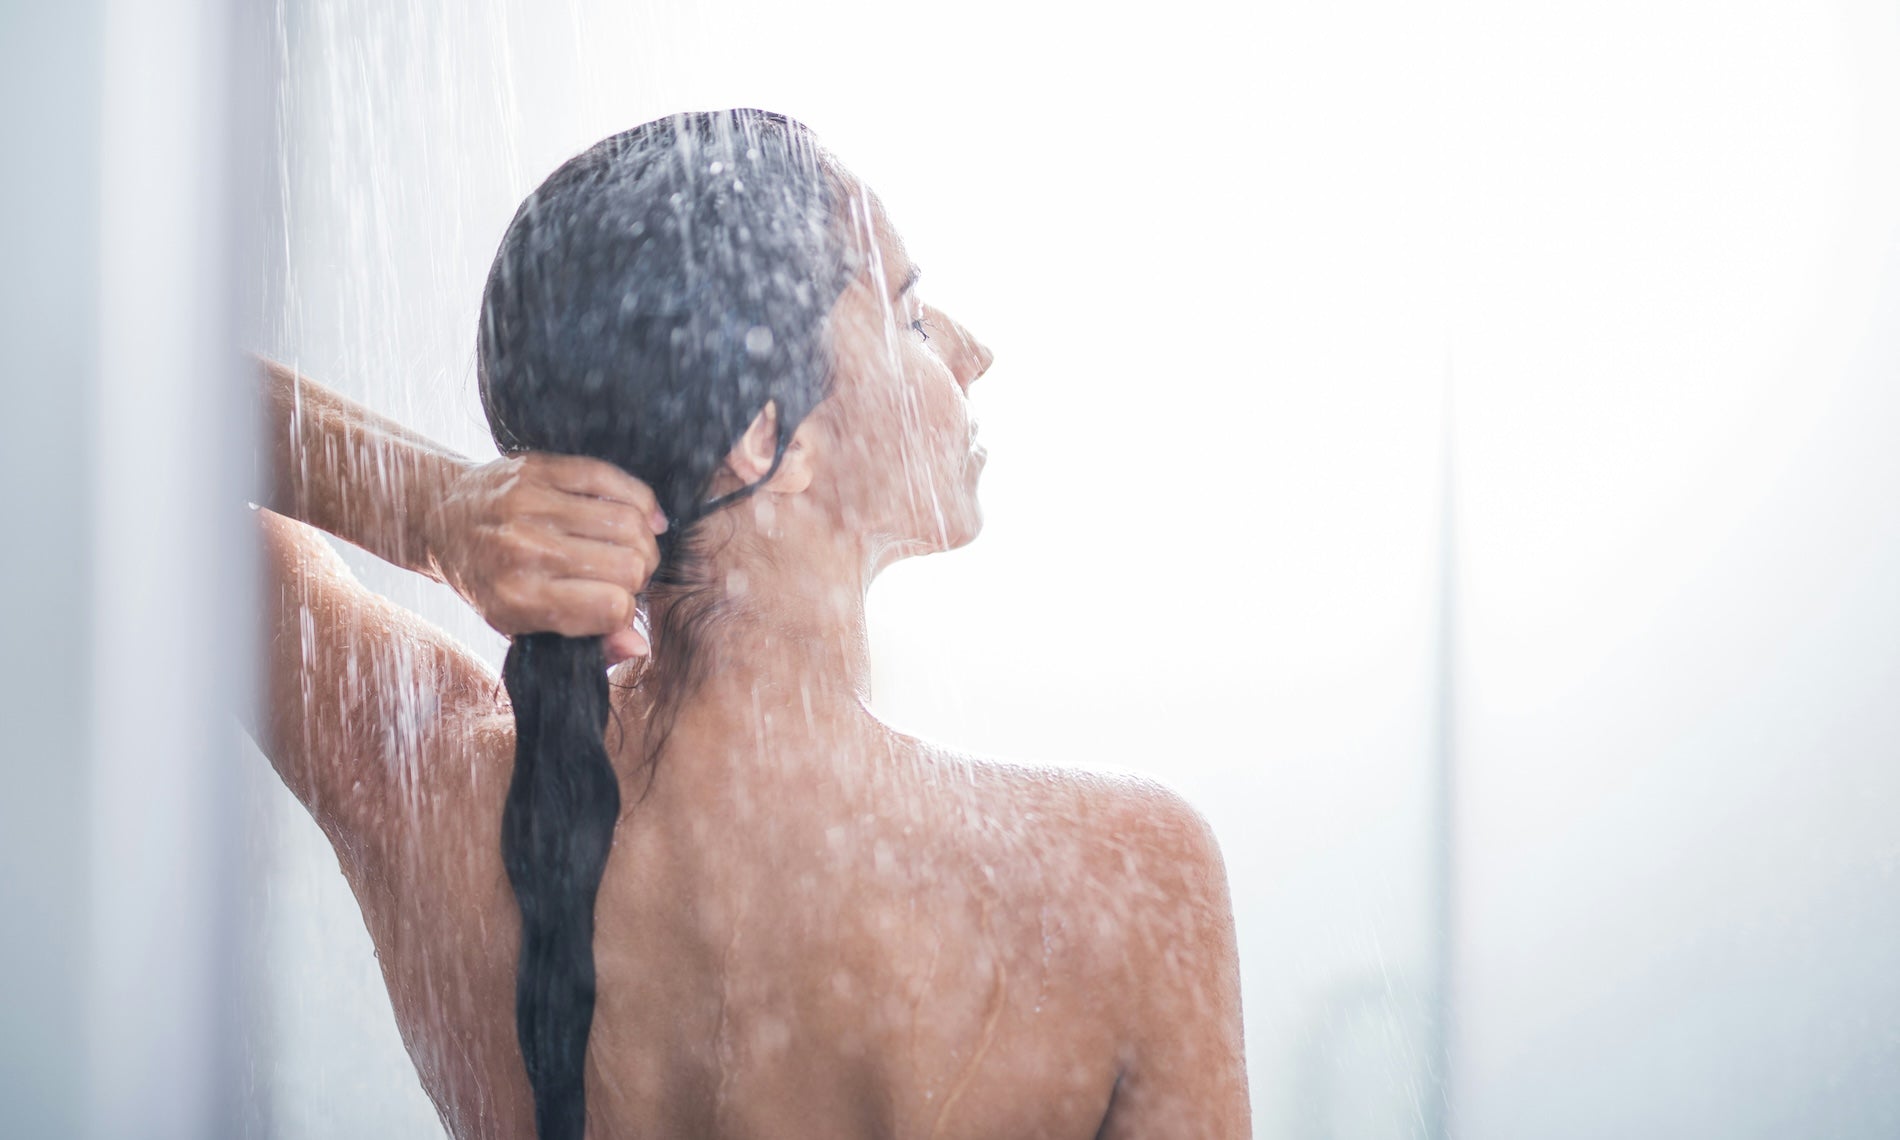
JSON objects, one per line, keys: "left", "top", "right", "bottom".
{"left": 930, "top": 304, "right": 992, "bottom": 392}
{"left": 970, "top": 340, "right": 995, "bottom": 384}
{"left": 956, "top": 338, "right": 993, "bottom": 394}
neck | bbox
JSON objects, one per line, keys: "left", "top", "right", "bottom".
{"left": 614, "top": 494, "right": 882, "bottom": 738}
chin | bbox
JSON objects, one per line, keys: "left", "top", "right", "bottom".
{"left": 946, "top": 454, "right": 986, "bottom": 547}
{"left": 882, "top": 470, "right": 984, "bottom": 556}
{"left": 940, "top": 496, "right": 984, "bottom": 551}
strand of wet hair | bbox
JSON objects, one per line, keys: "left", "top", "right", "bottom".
{"left": 500, "top": 632, "right": 620, "bottom": 1140}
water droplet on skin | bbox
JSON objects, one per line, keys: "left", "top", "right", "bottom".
{"left": 756, "top": 1017, "right": 791, "bottom": 1053}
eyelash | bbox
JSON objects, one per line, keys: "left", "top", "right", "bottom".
{"left": 909, "top": 317, "right": 933, "bottom": 342}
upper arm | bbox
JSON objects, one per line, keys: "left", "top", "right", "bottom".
{"left": 247, "top": 506, "right": 501, "bottom": 865}
{"left": 1096, "top": 782, "right": 1251, "bottom": 1139}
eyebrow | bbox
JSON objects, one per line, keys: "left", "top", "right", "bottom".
{"left": 892, "top": 264, "right": 922, "bottom": 300}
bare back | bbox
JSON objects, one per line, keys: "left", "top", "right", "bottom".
{"left": 257, "top": 508, "right": 1245, "bottom": 1139}
{"left": 343, "top": 704, "right": 1216, "bottom": 1139}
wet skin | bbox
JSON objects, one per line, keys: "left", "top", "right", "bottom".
{"left": 251, "top": 186, "right": 1248, "bottom": 1139}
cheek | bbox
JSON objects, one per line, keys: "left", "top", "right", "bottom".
{"left": 859, "top": 356, "right": 966, "bottom": 456}
{"left": 813, "top": 353, "right": 971, "bottom": 525}
{"left": 808, "top": 383, "right": 910, "bottom": 512}
{"left": 902, "top": 351, "right": 969, "bottom": 443}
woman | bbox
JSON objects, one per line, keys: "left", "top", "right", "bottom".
{"left": 251, "top": 108, "right": 1247, "bottom": 1139}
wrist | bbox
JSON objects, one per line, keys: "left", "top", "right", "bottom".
{"left": 412, "top": 452, "right": 476, "bottom": 585}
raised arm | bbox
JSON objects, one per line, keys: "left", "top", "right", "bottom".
{"left": 259, "top": 357, "right": 666, "bottom": 659}
{"left": 260, "top": 355, "right": 472, "bottom": 578}
{"left": 248, "top": 357, "right": 668, "bottom": 852}
{"left": 249, "top": 505, "right": 497, "bottom": 850}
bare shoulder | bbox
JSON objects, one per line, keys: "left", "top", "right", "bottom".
{"left": 950, "top": 751, "right": 1227, "bottom": 899}
{"left": 1069, "top": 768, "right": 1225, "bottom": 877}
{"left": 905, "top": 743, "right": 1232, "bottom": 970}
{"left": 924, "top": 753, "right": 1249, "bottom": 1135}
{"left": 253, "top": 507, "right": 507, "bottom": 868}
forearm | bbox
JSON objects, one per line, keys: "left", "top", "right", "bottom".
{"left": 259, "top": 356, "right": 472, "bottom": 581}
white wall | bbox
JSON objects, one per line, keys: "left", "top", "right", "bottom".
{"left": 258, "top": 0, "right": 1452, "bottom": 1136}
{"left": 1, "top": 0, "right": 259, "bottom": 1136}
{"left": 0, "top": 3, "right": 101, "bottom": 1132}
{"left": 1447, "top": 2, "right": 1900, "bottom": 1136}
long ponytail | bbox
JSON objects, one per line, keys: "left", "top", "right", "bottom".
{"left": 476, "top": 109, "right": 853, "bottom": 1138}
{"left": 499, "top": 633, "right": 620, "bottom": 1140}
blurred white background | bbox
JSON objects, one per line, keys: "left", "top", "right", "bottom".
{"left": 3, "top": 0, "right": 1896, "bottom": 1137}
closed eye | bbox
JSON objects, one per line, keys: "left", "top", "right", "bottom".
{"left": 909, "top": 317, "right": 933, "bottom": 341}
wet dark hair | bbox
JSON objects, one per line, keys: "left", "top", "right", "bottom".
{"left": 475, "top": 108, "right": 855, "bottom": 1140}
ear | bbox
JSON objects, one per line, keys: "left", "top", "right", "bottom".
{"left": 724, "top": 399, "right": 814, "bottom": 495}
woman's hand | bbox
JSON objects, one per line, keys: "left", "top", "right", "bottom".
{"left": 424, "top": 453, "right": 669, "bottom": 665}
{"left": 257, "top": 361, "right": 665, "bottom": 665}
